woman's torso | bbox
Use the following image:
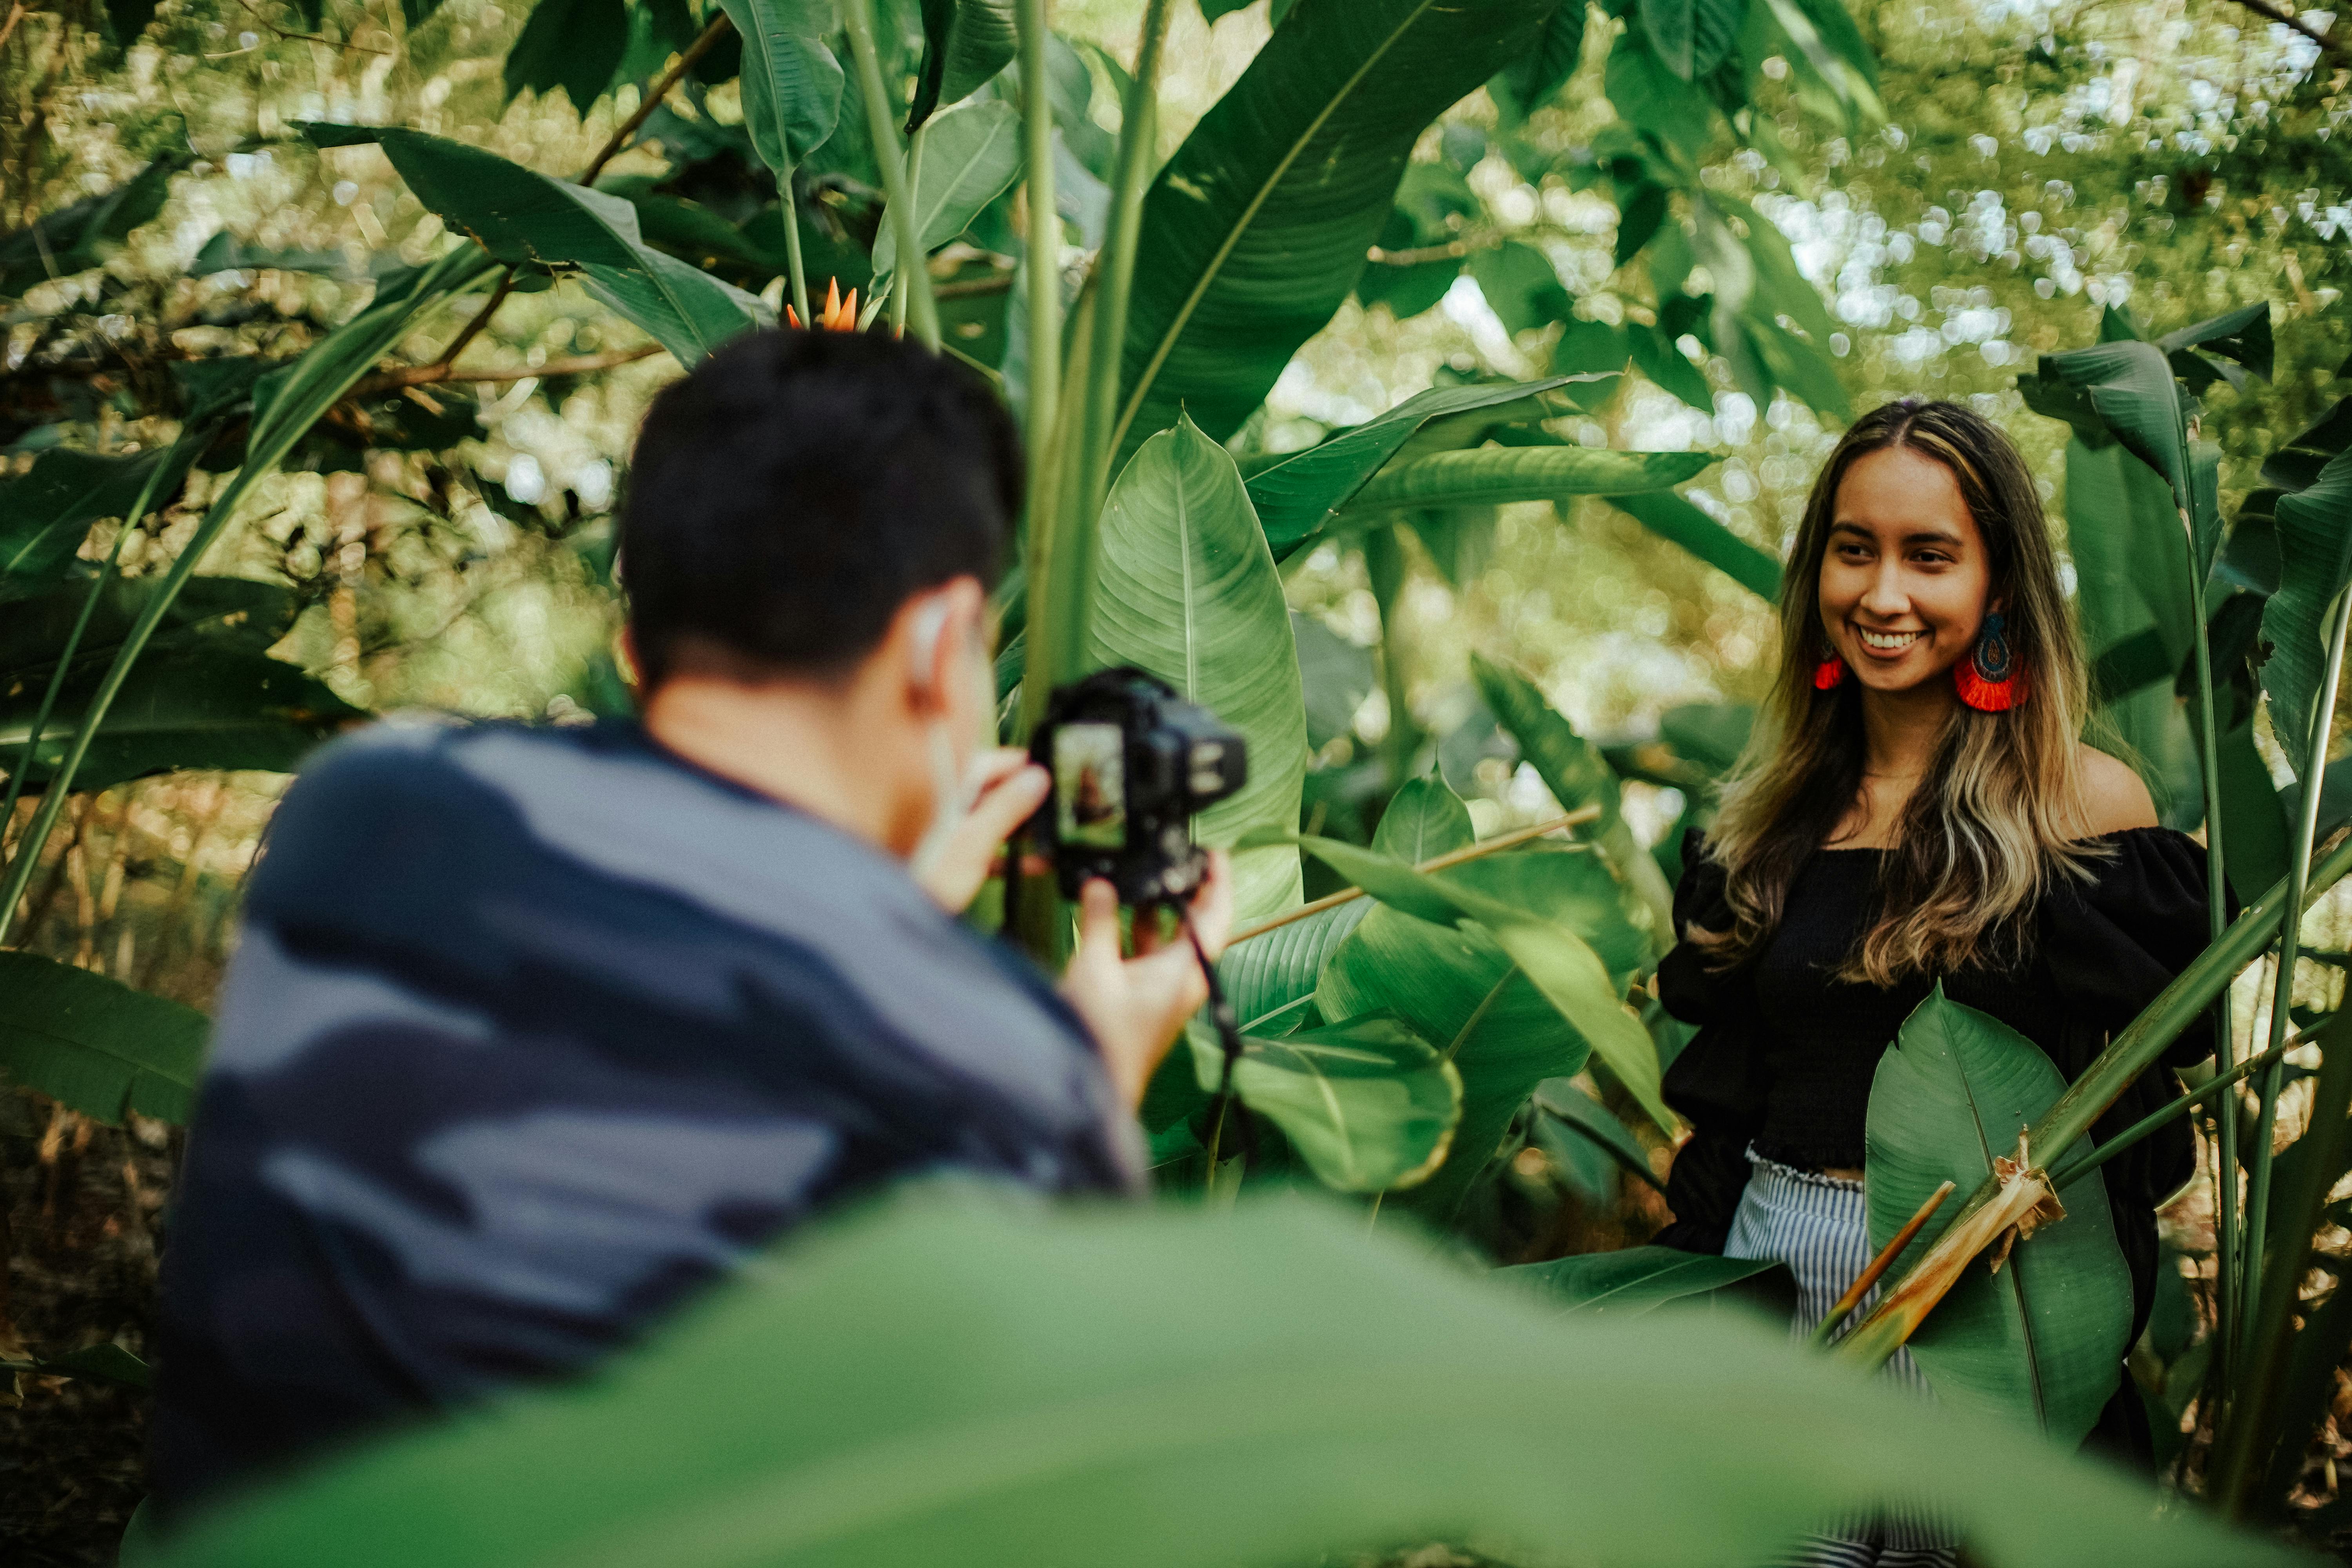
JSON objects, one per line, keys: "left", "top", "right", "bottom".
{"left": 1744, "top": 846, "right": 2070, "bottom": 1172}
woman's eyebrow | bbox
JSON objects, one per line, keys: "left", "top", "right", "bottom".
{"left": 1829, "top": 518, "right": 1965, "bottom": 546}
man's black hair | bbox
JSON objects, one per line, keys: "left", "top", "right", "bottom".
{"left": 619, "top": 327, "right": 1023, "bottom": 687}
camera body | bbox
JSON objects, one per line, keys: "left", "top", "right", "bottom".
{"left": 1030, "top": 668, "right": 1248, "bottom": 906}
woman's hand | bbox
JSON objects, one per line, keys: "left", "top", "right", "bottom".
{"left": 1060, "top": 852, "right": 1234, "bottom": 1110}
{"left": 911, "top": 748, "right": 1050, "bottom": 913}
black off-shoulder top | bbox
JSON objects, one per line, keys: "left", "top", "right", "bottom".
{"left": 1653, "top": 826, "right": 2221, "bottom": 1286}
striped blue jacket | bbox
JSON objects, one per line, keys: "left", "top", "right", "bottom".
{"left": 152, "top": 719, "right": 1137, "bottom": 1513}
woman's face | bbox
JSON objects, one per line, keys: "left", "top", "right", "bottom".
{"left": 1816, "top": 445, "right": 1996, "bottom": 698}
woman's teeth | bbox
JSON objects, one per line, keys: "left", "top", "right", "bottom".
{"left": 1856, "top": 627, "right": 1921, "bottom": 652}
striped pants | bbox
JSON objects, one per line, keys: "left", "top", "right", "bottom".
{"left": 1724, "top": 1149, "right": 1959, "bottom": 1568}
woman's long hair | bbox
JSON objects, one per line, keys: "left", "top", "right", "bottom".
{"left": 1695, "top": 399, "right": 2105, "bottom": 985}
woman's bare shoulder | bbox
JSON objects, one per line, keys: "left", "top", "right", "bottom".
{"left": 2078, "top": 744, "right": 2159, "bottom": 833}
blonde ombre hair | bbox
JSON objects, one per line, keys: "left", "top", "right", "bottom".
{"left": 1695, "top": 399, "right": 2107, "bottom": 986}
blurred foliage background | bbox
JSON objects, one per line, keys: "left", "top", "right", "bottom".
{"left": 6, "top": 0, "right": 2352, "bottom": 1557}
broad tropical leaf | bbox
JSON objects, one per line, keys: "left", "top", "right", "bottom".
{"left": 2064, "top": 437, "right": 2204, "bottom": 830}
{"left": 1607, "top": 490, "right": 1782, "bottom": 601}
{"left": 1372, "top": 774, "right": 1475, "bottom": 862}
{"left": 0, "top": 575, "right": 306, "bottom": 681}
{"left": 1864, "top": 988, "right": 2133, "bottom": 1446}
{"left": 1490, "top": 2, "right": 1586, "bottom": 119}
{"left": 303, "top": 127, "right": 765, "bottom": 366}
{"left": 1218, "top": 899, "right": 1370, "bottom": 1040}
{"left": 1502, "top": 1245, "right": 1792, "bottom": 1316}
{"left": 1532, "top": 1075, "right": 1666, "bottom": 1193}
{"left": 2038, "top": 341, "right": 2203, "bottom": 566}
{"left": 1089, "top": 416, "right": 1307, "bottom": 924}
{"left": 1114, "top": 0, "right": 1559, "bottom": 464}
{"left": 872, "top": 100, "right": 1022, "bottom": 275}
{"left": 503, "top": 0, "right": 629, "bottom": 110}
{"left": 1475, "top": 656, "right": 1671, "bottom": 952}
{"left": 0, "top": 951, "right": 207, "bottom": 1125}
{"left": 720, "top": 0, "right": 844, "bottom": 178}
{"left": 143, "top": 1189, "right": 2294, "bottom": 1568}
{"left": 1244, "top": 378, "right": 1583, "bottom": 555}
{"left": 0, "top": 649, "right": 365, "bottom": 795}
{"left": 1292, "top": 612, "right": 1374, "bottom": 749}
{"left": 1288, "top": 831, "right": 1669, "bottom": 1132}
{"left": 2260, "top": 447, "right": 2352, "bottom": 777}
{"left": 1186, "top": 1011, "right": 1463, "bottom": 1192}
{"left": 0, "top": 447, "right": 192, "bottom": 597}
{"left": 908, "top": 0, "right": 1018, "bottom": 131}
{"left": 1341, "top": 446, "right": 1714, "bottom": 515}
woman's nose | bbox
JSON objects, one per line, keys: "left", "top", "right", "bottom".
{"left": 1860, "top": 564, "right": 1909, "bottom": 618}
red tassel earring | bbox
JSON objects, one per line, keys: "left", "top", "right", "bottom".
{"left": 1813, "top": 653, "right": 1849, "bottom": 690}
{"left": 1954, "top": 613, "right": 2028, "bottom": 711}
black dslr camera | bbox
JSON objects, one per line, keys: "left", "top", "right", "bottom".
{"left": 1029, "top": 668, "right": 1248, "bottom": 907}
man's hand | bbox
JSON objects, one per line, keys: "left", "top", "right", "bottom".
{"left": 913, "top": 748, "right": 1050, "bottom": 913}
{"left": 1060, "top": 852, "right": 1234, "bottom": 1110}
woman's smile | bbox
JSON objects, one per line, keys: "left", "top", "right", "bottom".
{"left": 1816, "top": 446, "right": 1993, "bottom": 696}
{"left": 1851, "top": 624, "right": 1925, "bottom": 657}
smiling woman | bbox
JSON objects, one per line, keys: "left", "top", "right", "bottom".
{"left": 1645, "top": 399, "right": 2216, "bottom": 1567}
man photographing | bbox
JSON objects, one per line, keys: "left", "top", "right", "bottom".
{"left": 150, "top": 327, "right": 1232, "bottom": 1516}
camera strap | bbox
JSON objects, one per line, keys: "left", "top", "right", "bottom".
{"left": 1183, "top": 911, "right": 1257, "bottom": 1169}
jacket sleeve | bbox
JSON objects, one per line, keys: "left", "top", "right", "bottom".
{"left": 1652, "top": 829, "right": 1769, "bottom": 1254}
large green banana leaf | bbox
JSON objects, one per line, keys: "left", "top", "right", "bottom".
{"left": 144, "top": 1188, "right": 2296, "bottom": 1568}
{"left": 0, "top": 446, "right": 197, "bottom": 597}
{"left": 503, "top": 0, "right": 628, "bottom": 111}
{"left": 2037, "top": 340, "right": 2208, "bottom": 567}
{"left": 303, "top": 126, "right": 765, "bottom": 365}
{"left": 1244, "top": 378, "right": 1582, "bottom": 555}
{"left": 1180, "top": 1010, "right": 1463, "bottom": 1192}
{"left": 0, "top": 648, "right": 365, "bottom": 795}
{"left": 1112, "top": 0, "right": 1558, "bottom": 464}
{"left": 2260, "top": 446, "right": 2352, "bottom": 777}
{"left": 1218, "top": 900, "right": 1368, "bottom": 1040}
{"left": 1474, "top": 656, "right": 1673, "bottom": 954}
{"left": 907, "top": 0, "right": 1017, "bottom": 132}
{"left": 1607, "top": 489, "right": 1784, "bottom": 602}
{"left": 1312, "top": 778, "right": 1593, "bottom": 1214}
{"left": 873, "top": 100, "right": 1022, "bottom": 275}
{"left": 2063, "top": 437, "right": 2206, "bottom": 831}
{"left": 1341, "top": 446, "right": 1713, "bottom": 514}
{"left": 1864, "top": 987, "right": 2133, "bottom": 1448}
{"left": 1283, "top": 829, "right": 1668, "bottom": 1131}
{"left": 1501, "top": 1245, "right": 1790, "bottom": 1317}
{"left": 0, "top": 951, "right": 208, "bottom": 1125}
{"left": 720, "top": 0, "right": 843, "bottom": 178}
{"left": 1532, "top": 1075, "right": 1666, "bottom": 1195}
{"left": 1088, "top": 415, "right": 1306, "bottom": 924}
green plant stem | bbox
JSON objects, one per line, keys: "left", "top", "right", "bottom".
{"left": 2187, "top": 560, "right": 2241, "bottom": 1390}
{"left": 1365, "top": 526, "right": 1417, "bottom": 782}
{"left": 842, "top": 0, "right": 939, "bottom": 351}
{"left": 0, "top": 442, "right": 181, "bottom": 887}
{"left": 2213, "top": 1005, "right": 2352, "bottom": 1515}
{"left": 2043, "top": 1037, "right": 2296, "bottom": 1192}
{"left": 1841, "top": 828, "right": 2352, "bottom": 1359}
{"left": 893, "top": 123, "right": 928, "bottom": 336}
{"left": 777, "top": 161, "right": 810, "bottom": 327}
{"left": 1015, "top": 0, "right": 1060, "bottom": 480}
{"left": 2241, "top": 584, "right": 2352, "bottom": 1353}
{"left": 1073, "top": 0, "right": 1174, "bottom": 535}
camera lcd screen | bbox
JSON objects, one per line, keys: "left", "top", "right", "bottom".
{"left": 1054, "top": 722, "right": 1126, "bottom": 849}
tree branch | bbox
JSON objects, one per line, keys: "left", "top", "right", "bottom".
{"left": 428, "top": 269, "right": 516, "bottom": 372}
{"left": 578, "top": 15, "right": 736, "bottom": 186}
{"left": 350, "top": 344, "right": 663, "bottom": 397}
{"left": 1365, "top": 236, "right": 1487, "bottom": 268}
{"left": 2227, "top": 0, "right": 2352, "bottom": 67}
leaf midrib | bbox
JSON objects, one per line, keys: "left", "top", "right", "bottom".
{"left": 1945, "top": 1012, "right": 2051, "bottom": 1426}
{"left": 1109, "top": 0, "right": 1444, "bottom": 457}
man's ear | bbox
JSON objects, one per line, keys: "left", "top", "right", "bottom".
{"left": 906, "top": 577, "right": 985, "bottom": 712}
